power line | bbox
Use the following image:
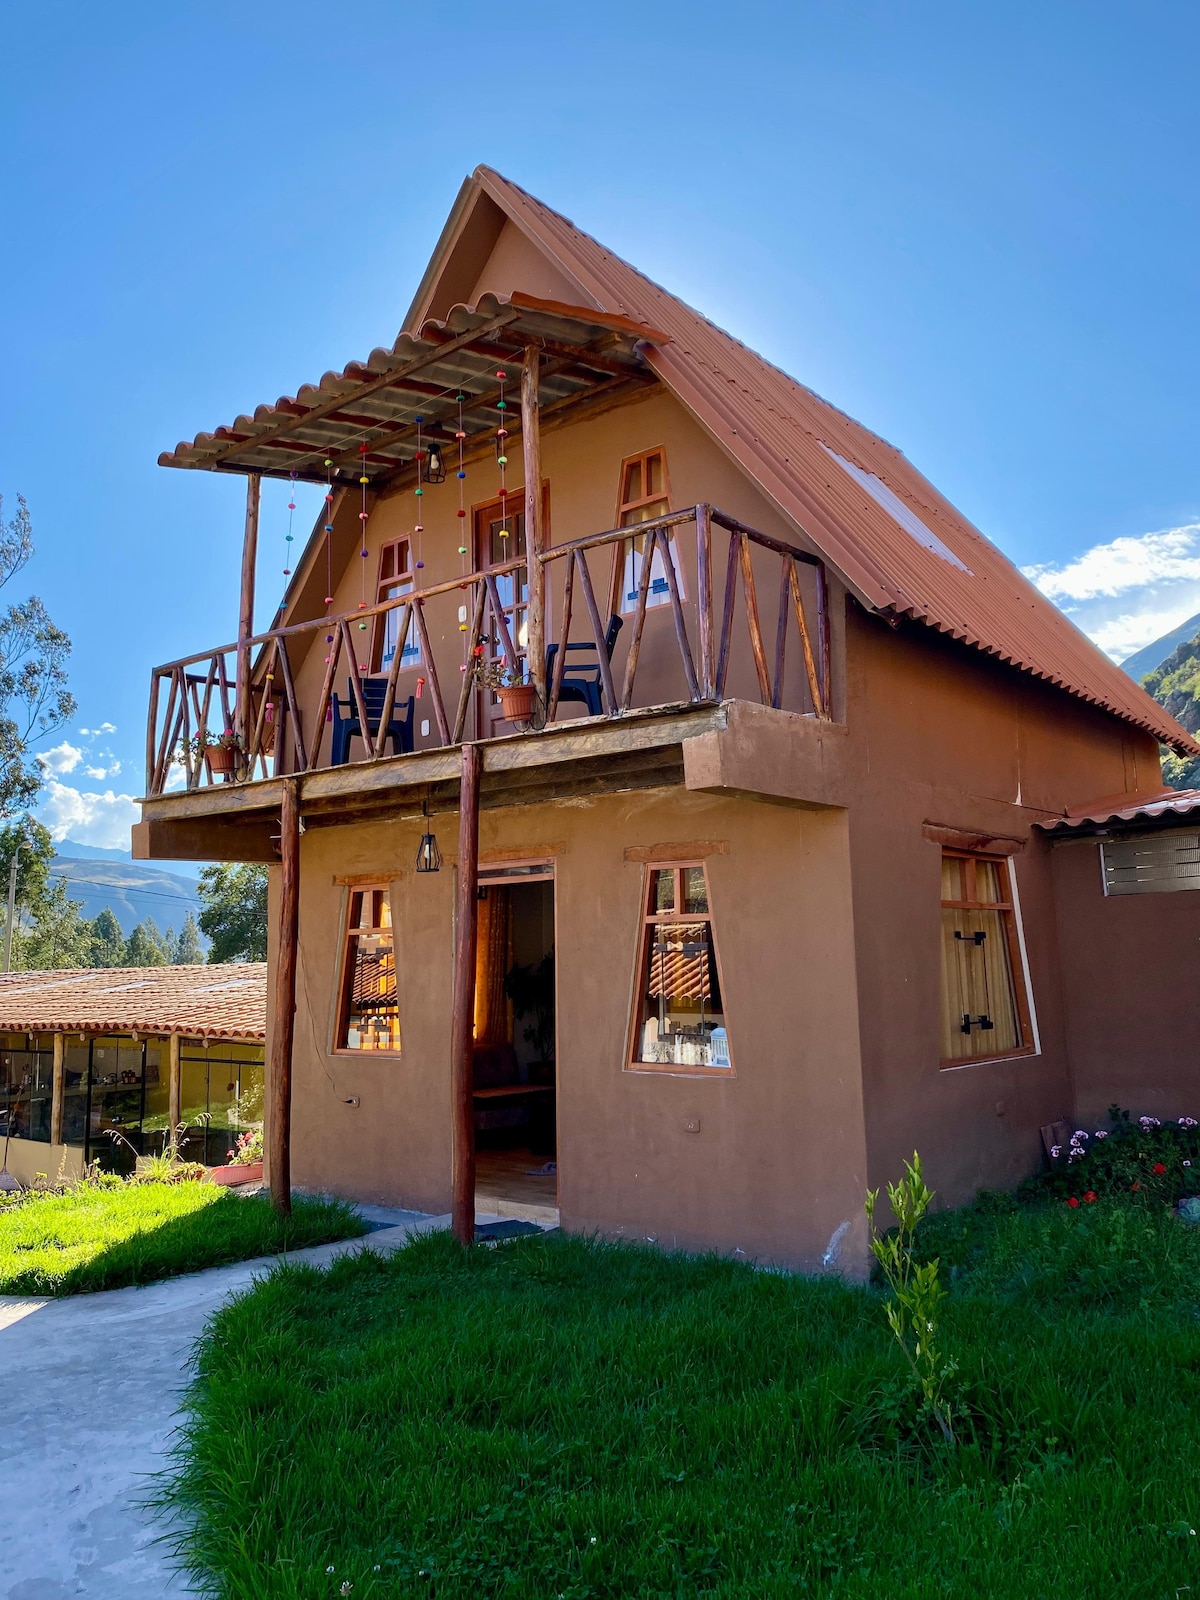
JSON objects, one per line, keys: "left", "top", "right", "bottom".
{"left": 45, "top": 872, "right": 199, "bottom": 908}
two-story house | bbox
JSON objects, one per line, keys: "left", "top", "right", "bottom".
{"left": 135, "top": 167, "right": 1197, "bottom": 1271}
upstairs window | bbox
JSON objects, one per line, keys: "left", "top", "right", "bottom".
{"left": 372, "top": 539, "right": 421, "bottom": 673}
{"left": 618, "top": 448, "right": 681, "bottom": 612}
{"left": 939, "top": 851, "right": 1032, "bottom": 1064}
{"left": 630, "top": 862, "right": 729, "bottom": 1071}
{"left": 336, "top": 886, "right": 401, "bottom": 1053}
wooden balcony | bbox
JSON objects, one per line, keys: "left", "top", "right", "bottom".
{"left": 137, "top": 504, "right": 844, "bottom": 862}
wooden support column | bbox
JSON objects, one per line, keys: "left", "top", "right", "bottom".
{"left": 450, "top": 743, "right": 481, "bottom": 1245}
{"left": 269, "top": 777, "right": 300, "bottom": 1215}
{"left": 168, "top": 1033, "right": 182, "bottom": 1138}
{"left": 236, "top": 474, "right": 261, "bottom": 760}
{"left": 49, "top": 1032, "right": 64, "bottom": 1146}
{"left": 522, "top": 344, "right": 546, "bottom": 720}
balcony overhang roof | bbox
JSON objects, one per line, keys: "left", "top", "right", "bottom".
{"left": 158, "top": 292, "right": 667, "bottom": 486}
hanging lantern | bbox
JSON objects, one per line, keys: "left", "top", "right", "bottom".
{"left": 425, "top": 438, "right": 446, "bottom": 484}
{"left": 415, "top": 803, "right": 441, "bottom": 873}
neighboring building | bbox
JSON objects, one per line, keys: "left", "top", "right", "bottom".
{"left": 134, "top": 167, "right": 1198, "bottom": 1271}
{"left": 0, "top": 966, "right": 265, "bottom": 1185}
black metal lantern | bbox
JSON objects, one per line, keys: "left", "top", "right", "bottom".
{"left": 415, "top": 803, "right": 441, "bottom": 873}
{"left": 425, "top": 438, "right": 446, "bottom": 484}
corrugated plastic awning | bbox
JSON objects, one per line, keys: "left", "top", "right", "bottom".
{"left": 159, "top": 292, "right": 665, "bottom": 485}
{"left": 1037, "top": 789, "right": 1200, "bottom": 835}
{"left": 0, "top": 965, "right": 267, "bottom": 1039}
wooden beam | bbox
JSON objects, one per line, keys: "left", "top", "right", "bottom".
{"left": 269, "top": 779, "right": 300, "bottom": 1215}
{"left": 450, "top": 743, "right": 481, "bottom": 1246}
{"left": 168, "top": 1032, "right": 182, "bottom": 1141}
{"left": 49, "top": 1032, "right": 64, "bottom": 1146}
{"left": 522, "top": 345, "right": 547, "bottom": 718}
{"left": 236, "top": 476, "right": 261, "bottom": 764}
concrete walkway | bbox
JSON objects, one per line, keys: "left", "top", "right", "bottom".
{"left": 0, "top": 1208, "right": 444, "bottom": 1600}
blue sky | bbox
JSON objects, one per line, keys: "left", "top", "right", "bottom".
{"left": 3, "top": 1, "right": 1200, "bottom": 846}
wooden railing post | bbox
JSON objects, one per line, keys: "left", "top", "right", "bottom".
{"left": 269, "top": 777, "right": 300, "bottom": 1215}
{"left": 50, "top": 1032, "right": 64, "bottom": 1146}
{"left": 696, "top": 505, "right": 714, "bottom": 698}
{"left": 450, "top": 743, "right": 481, "bottom": 1245}
{"left": 522, "top": 344, "right": 546, "bottom": 720}
{"left": 236, "top": 475, "right": 261, "bottom": 766}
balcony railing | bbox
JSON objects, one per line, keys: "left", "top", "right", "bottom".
{"left": 144, "top": 504, "right": 832, "bottom": 798}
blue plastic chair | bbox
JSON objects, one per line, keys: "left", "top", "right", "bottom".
{"left": 332, "top": 680, "right": 415, "bottom": 764}
{"left": 545, "top": 615, "right": 623, "bottom": 717}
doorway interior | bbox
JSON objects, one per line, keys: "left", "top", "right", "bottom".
{"left": 472, "top": 863, "right": 557, "bottom": 1221}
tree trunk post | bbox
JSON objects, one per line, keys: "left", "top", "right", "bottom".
{"left": 168, "top": 1032, "right": 182, "bottom": 1144}
{"left": 522, "top": 345, "right": 546, "bottom": 720}
{"left": 50, "top": 1032, "right": 64, "bottom": 1146}
{"left": 450, "top": 743, "right": 481, "bottom": 1245}
{"left": 269, "top": 778, "right": 300, "bottom": 1215}
{"left": 236, "top": 474, "right": 261, "bottom": 766}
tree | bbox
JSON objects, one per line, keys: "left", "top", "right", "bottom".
{"left": 0, "top": 495, "right": 76, "bottom": 816}
{"left": 198, "top": 864, "right": 268, "bottom": 963}
{"left": 89, "top": 908, "right": 126, "bottom": 967}
{"left": 123, "top": 919, "right": 170, "bottom": 967}
{"left": 172, "top": 910, "right": 204, "bottom": 964}
{"left": 15, "top": 879, "right": 94, "bottom": 969}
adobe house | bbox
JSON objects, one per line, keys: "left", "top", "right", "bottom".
{"left": 133, "top": 167, "right": 1197, "bottom": 1272}
{"left": 0, "top": 965, "right": 265, "bottom": 1185}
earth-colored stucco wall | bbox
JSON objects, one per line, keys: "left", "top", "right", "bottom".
{"left": 842, "top": 606, "right": 1164, "bottom": 1207}
{"left": 1050, "top": 834, "right": 1200, "bottom": 1125}
{"left": 271, "top": 785, "right": 870, "bottom": 1274}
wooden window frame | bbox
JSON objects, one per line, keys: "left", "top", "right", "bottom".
{"left": 626, "top": 859, "right": 733, "bottom": 1076}
{"left": 939, "top": 848, "right": 1035, "bottom": 1068}
{"left": 611, "top": 446, "right": 683, "bottom": 615}
{"left": 371, "top": 537, "right": 421, "bottom": 674}
{"left": 332, "top": 882, "right": 402, "bottom": 1058}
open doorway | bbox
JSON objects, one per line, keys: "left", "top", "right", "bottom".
{"left": 472, "top": 863, "right": 557, "bottom": 1221}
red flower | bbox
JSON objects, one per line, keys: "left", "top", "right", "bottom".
{"left": 1083, "top": 1190, "right": 1098, "bottom": 1203}
{"left": 1066, "top": 1196, "right": 1080, "bottom": 1208}
{"left": 1132, "top": 1182, "right": 1142, "bottom": 1191}
{"left": 1153, "top": 1162, "right": 1167, "bottom": 1175}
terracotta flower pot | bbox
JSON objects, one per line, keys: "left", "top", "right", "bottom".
{"left": 208, "top": 1160, "right": 263, "bottom": 1187}
{"left": 498, "top": 683, "right": 537, "bottom": 723}
{"left": 206, "top": 744, "right": 239, "bottom": 777}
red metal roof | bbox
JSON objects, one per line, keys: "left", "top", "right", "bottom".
{"left": 451, "top": 168, "right": 1196, "bottom": 756}
{"left": 0, "top": 965, "right": 266, "bottom": 1040}
{"left": 1038, "top": 789, "right": 1200, "bottom": 832}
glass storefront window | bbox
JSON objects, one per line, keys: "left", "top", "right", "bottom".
{"left": 0, "top": 1033, "right": 54, "bottom": 1143}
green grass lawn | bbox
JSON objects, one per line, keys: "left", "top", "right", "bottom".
{"left": 0, "top": 1181, "right": 366, "bottom": 1296}
{"left": 169, "top": 1201, "right": 1200, "bottom": 1600}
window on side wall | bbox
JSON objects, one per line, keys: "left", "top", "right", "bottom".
{"left": 617, "top": 448, "right": 682, "bottom": 612}
{"left": 335, "top": 885, "right": 401, "bottom": 1053}
{"left": 939, "top": 850, "right": 1032, "bottom": 1065}
{"left": 372, "top": 539, "right": 421, "bottom": 673}
{"left": 629, "top": 862, "right": 730, "bottom": 1071}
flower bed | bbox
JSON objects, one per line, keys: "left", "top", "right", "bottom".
{"left": 1039, "top": 1105, "right": 1200, "bottom": 1207}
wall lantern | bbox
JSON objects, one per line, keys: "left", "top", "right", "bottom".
{"left": 415, "top": 803, "right": 441, "bottom": 873}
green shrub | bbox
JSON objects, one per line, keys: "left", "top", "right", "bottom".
{"left": 1034, "top": 1105, "right": 1200, "bottom": 1206}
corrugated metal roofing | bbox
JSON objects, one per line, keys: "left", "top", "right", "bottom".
{"left": 451, "top": 168, "right": 1195, "bottom": 756}
{"left": 1038, "top": 788, "right": 1200, "bottom": 833}
{"left": 0, "top": 965, "right": 266, "bottom": 1040}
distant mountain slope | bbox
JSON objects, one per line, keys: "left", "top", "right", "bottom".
{"left": 1121, "top": 612, "right": 1200, "bottom": 683}
{"left": 48, "top": 855, "right": 202, "bottom": 936}
{"left": 54, "top": 839, "right": 202, "bottom": 879}
{"left": 1141, "top": 638, "right": 1200, "bottom": 791}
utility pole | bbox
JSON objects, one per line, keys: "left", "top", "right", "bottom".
{"left": 4, "top": 845, "right": 19, "bottom": 974}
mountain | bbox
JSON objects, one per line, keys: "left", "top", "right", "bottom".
{"left": 1140, "top": 637, "right": 1200, "bottom": 791}
{"left": 55, "top": 839, "right": 202, "bottom": 880}
{"left": 48, "top": 854, "right": 203, "bottom": 937}
{"left": 1121, "top": 613, "right": 1200, "bottom": 683}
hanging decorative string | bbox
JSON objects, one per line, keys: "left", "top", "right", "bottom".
{"left": 283, "top": 470, "right": 297, "bottom": 578}
{"left": 358, "top": 443, "right": 370, "bottom": 641}
{"left": 323, "top": 459, "right": 335, "bottom": 675}
{"left": 413, "top": 416, "right": 426, "bottom": 571}
{"left": 456, "top": 393, "right": 468, "bottom": 567}
{"left": 495, "top": 371, "right": 509, "bottom": 543}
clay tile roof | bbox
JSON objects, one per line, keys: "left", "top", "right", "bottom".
{"left": 0, "top": 965, "right": 267, "bottom": 1040}
{"left": 461, "top": 167, "right": 1197, "bottom": 758}
{"left": 1037, "top": 788, "right": 1200, "bottom": 833}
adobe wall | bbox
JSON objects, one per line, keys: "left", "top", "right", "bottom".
{"left": 1050, "top": 835, "right": 1200, "bottom": 1125}
{"left": 843, "top": 604, "right": 1165, "bottom": 1207}
{"left": 270, "top": 784, "right": 870, "bottom": 1275}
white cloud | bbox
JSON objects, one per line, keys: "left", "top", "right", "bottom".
{"left": 38, "top": 741, "right": 84, "bottom": 776}
{"left": 79, "top": 722, "right": 117, "bottom": 737}
{"left": 37, "top": 780, "right": 139, "bottom": 851}
{"left": 1023, "top": 521, "right": 1200, "bottom": 661}
{"left": 84, "top": 760, "right": 121, "bottom": 780}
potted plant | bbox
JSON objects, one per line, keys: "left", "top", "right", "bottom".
{"left": 183, "top": 728, "right": 243, "bottom": 777}
{"left": 475, "top": 657, "right": 537, "bottom": 724}
{"left": 208, "top": 1128, "right": 264, "bottom": 1188}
